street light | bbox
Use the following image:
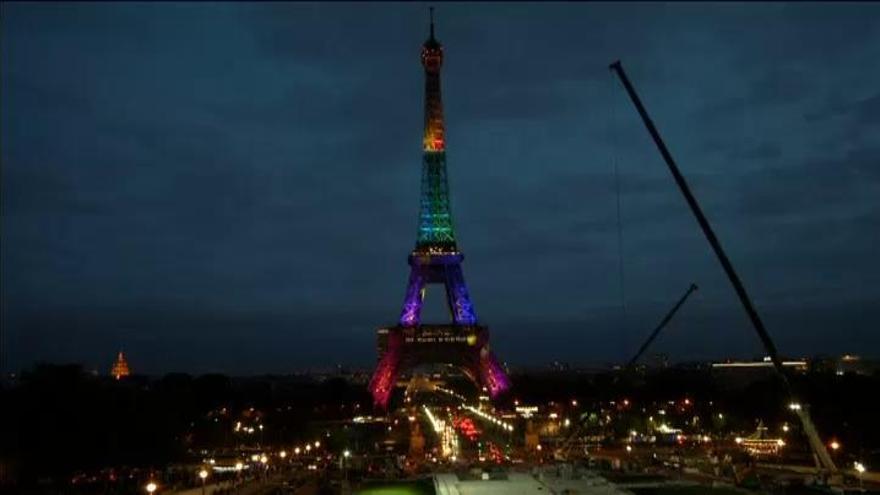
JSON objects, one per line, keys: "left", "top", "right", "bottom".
{"left": 855, "top": 462, "right": 866, "bottom": 489}
{"left": 198, "top": 469, "right": 208, "bottom": 495}
{"left": 234, "top": 461, "right": 244, "bottom": 489}
{"left": 146, "top": 481, "right": 157, "bottom": 494}
{"left": 279, "top": 450, "right": 287, "bottom": 459}
{"left": 342, "top": 450, "right": 351, "bottom": 484}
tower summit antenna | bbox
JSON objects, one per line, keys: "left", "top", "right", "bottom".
{"left": 429, "top": 7, "right": 435, "bottom": 40}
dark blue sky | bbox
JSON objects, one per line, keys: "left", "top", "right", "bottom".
{"left": 3, "top": 3, "right": 879, "bottom": 375}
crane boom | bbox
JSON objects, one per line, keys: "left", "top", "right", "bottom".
{"left": 608, "top": 60, "right": 837, "bottom": 474}
{"left": 628, "top": 283, "right": 698, "bottom": 368}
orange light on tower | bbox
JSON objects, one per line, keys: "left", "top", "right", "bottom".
{"left": 421, "top": 8, "right": 446, "bottom": 153}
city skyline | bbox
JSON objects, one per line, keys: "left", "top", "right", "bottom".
{"left": 3, "top": 3, "right": 880, "bottom": 375}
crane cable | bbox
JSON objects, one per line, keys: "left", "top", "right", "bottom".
{"left": 610, "top": 71, "right": 628, "bottom": 357}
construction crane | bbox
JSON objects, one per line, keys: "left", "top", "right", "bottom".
{"left": 608, "top": 61, "right": 838, "bottom": 476}
{"left": 555, "top": 284, "right": 698, "bottom": 461}
{"left": 628, "top": 283, "right": 698, "bottom": 368}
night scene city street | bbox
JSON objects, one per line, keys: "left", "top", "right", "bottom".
{"left": 2, "top": 3, "right": 880, "bottom": 495}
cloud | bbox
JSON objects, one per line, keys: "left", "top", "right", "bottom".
{"left": 3, "top": 3, "right": 880, "bottom": 373}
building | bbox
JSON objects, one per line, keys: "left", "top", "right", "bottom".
{"left": 111, "top": 351, "right": 131, "bottom": 380}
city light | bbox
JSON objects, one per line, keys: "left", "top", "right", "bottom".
{"left": 343, "top": 450, "right": 351, "bottom": 458}
{"left": 854, "top": 462, "right": 866, "bottom": 473}
{"left": 830, "top": 440, "right": 840, "bottom": 451}
{"left": 294, "top": 447, "right": 301, "bottom": 455}
{"left": 198, "top": 469, "right": 208, "bottom": 480}
{"left": 279, "top": 450, "right": 287, "bottom": 458}
{"left": 423, "top": 406, "right": 443, "bottom": 433}
{"left": 235, "top": 462, "right": 243, "bottom": 471}
{"left": 146, "top": 482, "right": 157, "bottom": 494}
{"left": 789, "top": 403, "right": 802, "bottom": 411}
{"left": 463, "top": 405, "right": 514, "bottom": 431}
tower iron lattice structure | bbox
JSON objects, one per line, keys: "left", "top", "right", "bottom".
{"left": 368, "top": 11, "right": 510, "bottom": 408}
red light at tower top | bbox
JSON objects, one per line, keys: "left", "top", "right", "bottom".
{"left": 421, "top": 7, "right": 443, "bottom": 72}
{"left": 422, "top": 7, "right": 445, "bottom": 152}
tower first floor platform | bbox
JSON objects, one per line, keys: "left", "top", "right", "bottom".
{"left": 369, "top": 325, "right": 509, "bottom": 408}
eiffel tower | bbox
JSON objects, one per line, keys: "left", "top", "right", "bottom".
{"left": 368, "top": 10, "right": 510, "bottom": 408}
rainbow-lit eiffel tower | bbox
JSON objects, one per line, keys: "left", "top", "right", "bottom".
{"left": 368, "top": 10, "right": 510, "bottom": 408}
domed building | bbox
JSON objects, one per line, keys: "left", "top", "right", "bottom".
{"left": 111, "top": 351, "right": 131, "bottom": 380}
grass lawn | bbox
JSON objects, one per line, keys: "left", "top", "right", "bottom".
{"left": 355, "top": 479, "right": 436, "bottom": 495}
